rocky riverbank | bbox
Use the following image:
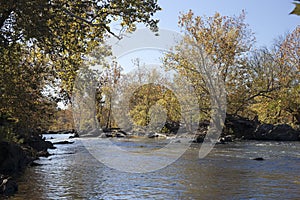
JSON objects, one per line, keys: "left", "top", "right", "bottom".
{"left": 193, "top": 115, "right": 300, "bottom": 143}
{"left": 76, "top": 115, "right": 300, "bottom": 143}
{"left": 0, "top": 135, "right": 55, "bottom": 197}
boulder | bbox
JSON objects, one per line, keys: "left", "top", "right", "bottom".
{"left": 192, "top": 133, "right": 206, "bottom": 143}
{"left": 254, "top": 124, "right": 300, "bottom": 141}
{"left": 224, "top": 114, "right": 259, "bottom": 139}
{"left": 253, "top": 157, "right": 264, "bottom": 161}
{"left": 69, "top": 132, "right": 80, "bottom": 139}
{"left": 53, "top": 141, "right": 74, "bottom": 145}
{"left": 25, "top": 135, "right": 55, "bottom": 152}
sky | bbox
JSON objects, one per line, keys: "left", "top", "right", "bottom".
{"left": 154, "top": 0, "right": 299, "bottom": 48}
{"left": 114, "top": 1, "right": 299, "bottom": 71}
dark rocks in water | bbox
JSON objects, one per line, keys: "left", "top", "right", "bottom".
{"left": 24, "top": 135, "right": 55, "bottom": 152}
{"left": 224, "top": 135, "right": 234, "bottom": 142}
{"left": 69, "top": 132, "right": 80, "bottom": 139}
{"left": 253, "top": 157, "right": 264, "bottom": 161}
{"left": 193, "top": 134, "right": 206, "bottom": 143}
{"left": 0, "top": 176, "right": 18, "bottom": 197}
{"left": 36, "top": 151, "right": 52, "bottom": 157}
{"left": 53, "top": 141, "right": 74, "bottom": 145}
{"left": 254, "top": 124, "right": 300, "bottom": 141}
{"left": 164, "top": 120, "right": 180, "bottom": 134}
{"left": 217, "top": 135, "right": 235, "bottom": 144}
{"left": 84, "top": 128, "right": 129, "bottom": 138}
{"left": 223, "top": 114, "right": 259, "bottom": 140}
{"left": 147, "top": 132, "right": 167, "bottom": 138}
{"left": 217, "top": 138, "right": 227, "bottom": 144}
{"left": 223, "top": 114, "right": 300, "bottom": 141}
{"left": 115, "top": 132, "right": 126, "bottom": 138}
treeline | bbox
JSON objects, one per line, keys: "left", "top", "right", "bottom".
{"left": 0, "top": 1, "right": 299, "bottom": 142}
{"left": 162, "top": 11, "right": 299, "bottom": 129}
{"left": 89, "top": 11, "right": 299, "bottom": 133}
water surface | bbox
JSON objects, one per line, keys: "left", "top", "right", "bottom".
{"left": 11, "top": 134, "right": 300, "bottom": 199}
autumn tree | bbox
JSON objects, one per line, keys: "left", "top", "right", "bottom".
{"left": 249, "top": 27, "right": 300, "bottom": 126}
{"left": 164, "top": 11, "right": 254, "bottom": 124}
{"left": 0, "top": 0, "right": 161, "bottom": 141}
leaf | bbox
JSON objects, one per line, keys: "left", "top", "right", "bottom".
{"left": 290, "top": 3, "right": 300, "bottom": 15}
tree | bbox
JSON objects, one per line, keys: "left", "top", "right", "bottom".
{"left": 164, "top": 10, "right": 254, "bottom": 122}
{"left": 0, "top": 0, "right": 161, "bottom": 140}
{"left": 0, "top": 43, "right": 57, "bottom": 140}
{"left": 0, "top": 0, "right": 161, "bottom": 98}
{"left": 249, "top": 27, "right": 300, "bottom": 126}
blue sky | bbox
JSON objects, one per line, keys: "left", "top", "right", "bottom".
{"left": 155, "top": 0, "right": 299, "bottom": 48}
{"left": 113, "top": 1, "right": 299, "bottom": 73}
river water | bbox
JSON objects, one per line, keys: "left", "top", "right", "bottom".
{"left": 10, "top": 134, "right": 300, "bottom": 200}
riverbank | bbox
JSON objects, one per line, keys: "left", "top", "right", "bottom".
{"left": 1, "top": 116, "right": 299, "bottom": 197}
{"left": 0, "top": 135, "right": 54, "bottom": 197}
{"left": 87, "top": 115, "right": 300, "bottom": 143}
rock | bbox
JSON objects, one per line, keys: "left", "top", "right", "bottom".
{"left": 254, "top": 124, "right": 300, "bottom": 141}
{"left": 223, "top": 114, "right": 259, "bottom": 140}
{"left": 36, "top": 151, "right": 51, "bottom": 157}
{"left": 192, "top": 134, "right": 206, "bottom": 143}
{"left": 69, "top": 132, "right": 80, "bottom": 139}
{"left": 148, "top": 132, "right": 167, "bottom": 138}
{"left": 115, "top": 132, "right": 126, "bottom": 138}
{"left": 253, "top": 157, "right": 264, "bottom": 161}
{"left": 223, "top": 114, "right": 300, "bottom": 141}
{"left": 25, "top": 136, "right": 55, "bottom": 152}
{"left": 217, "top": 137, "right": 227, "bottom": 144}
{"left": 53, "top": 141, "right": 74, "bottom": 145}
{"left": 224, "top": 135, "right": 234, "bottom": 142}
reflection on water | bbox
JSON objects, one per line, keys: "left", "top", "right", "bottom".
{"left": 11, "top": 134, "right": 300, "bottom": 199}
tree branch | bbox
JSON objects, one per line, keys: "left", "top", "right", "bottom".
{"left": 62, "top": 8, "right": 122, "bottom": 40}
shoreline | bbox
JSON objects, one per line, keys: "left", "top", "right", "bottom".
{"left": 1, "top": 117, "right": 299, "bottom": 197}
{"left": 0, "top": 135, "right": 54, "bottom": 197}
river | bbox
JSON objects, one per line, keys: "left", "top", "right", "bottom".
{"left": 10, "top": 134, "right": 300, "bottom": 199}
